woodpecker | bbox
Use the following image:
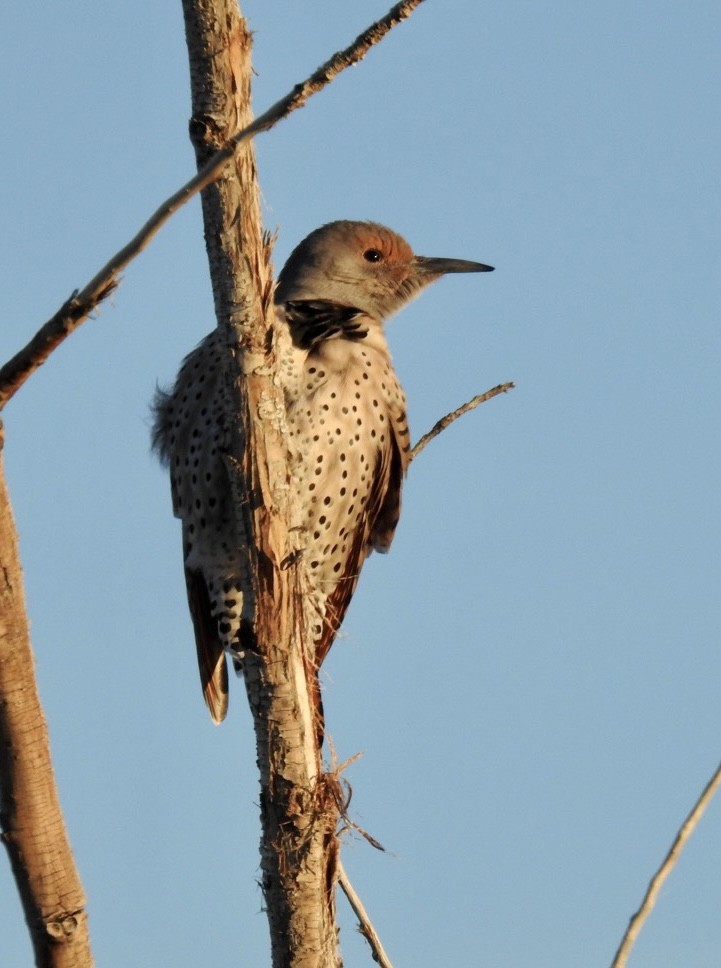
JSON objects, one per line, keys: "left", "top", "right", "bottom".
{"left": 152, "top": 220, "right": 493, "bottom": 723}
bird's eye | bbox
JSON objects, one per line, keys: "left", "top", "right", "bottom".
{"left": 363, "top": 248, "right": 383, "bottom": 263}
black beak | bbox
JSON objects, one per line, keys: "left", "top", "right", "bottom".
{"left": 414, "top": 256, "right": 494, "bottom": 274}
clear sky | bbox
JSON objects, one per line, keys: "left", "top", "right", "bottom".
{"left": 1, "top": 2, "right": 719, "bottom": 966}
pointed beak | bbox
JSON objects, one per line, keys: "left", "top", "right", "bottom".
{"left": 414, "top": 256, "right": 494, "bottom": 275}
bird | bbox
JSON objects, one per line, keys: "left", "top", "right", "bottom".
{"left": 152, "top": 220, "right": 493, "bottom": 725}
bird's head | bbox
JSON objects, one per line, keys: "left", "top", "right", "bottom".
{"left": 276, "top": 220, "right": 493, "bottom": 322}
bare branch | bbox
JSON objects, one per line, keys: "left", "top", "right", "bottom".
{"left": 337, "top": 859, "right": 394, "bottom": 968}
{"left": 0, "top": 0, "right": 425, "bottom": 409}
{"left": 410, "top": 382, "right": 515, "bottom": 462}
{"left": 610, "top": 759, "right": 721, "bottom": 968}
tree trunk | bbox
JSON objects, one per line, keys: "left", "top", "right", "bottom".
{"left": 180, "top": 3, "right": 342, "bottom": 964}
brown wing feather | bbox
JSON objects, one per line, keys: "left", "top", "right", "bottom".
{"left": 315, "top": 425, "right": 406, "bottom": 668}
{"left": 372, "top": 387, "right": 411, "bottom": 551}
{"left": 184, "top": 567, "right": 229, "bottom": 724}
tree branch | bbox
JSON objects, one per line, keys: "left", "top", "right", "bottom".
{"left": 610, "top": 759, "right": 721, "bottom": 968}
{"left": 410, "top": 382, "right": 515, "bottom": 462}
{"left": 337, "top": 859, "right": 394, "bottom": 968}
{"left": 0, "top": 429, "right": 92, "bottom": 967}
{"left": 0, "top": 0, "right": 425, "bottom": 410}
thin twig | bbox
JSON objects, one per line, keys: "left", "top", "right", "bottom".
{"left": 610, "top": 759, "right": 721, "bottom": 968}
{"left": 410, "top": 382, "right": 515, "bottom": 462}
{"left": 0, "top": 0, "right": 425, "bottom": 409}
{"left": 337, "top": 858, "right": 394, "bottom": 968}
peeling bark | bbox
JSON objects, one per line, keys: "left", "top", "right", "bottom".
{"left": 180, "top": 3, "right": 341, "bottom": 964}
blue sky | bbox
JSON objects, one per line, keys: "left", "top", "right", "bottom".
{"left": 1, "top": 2, "right": 719, "bottom": 966}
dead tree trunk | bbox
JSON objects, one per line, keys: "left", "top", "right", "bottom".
{"left": 180, "top": 3, "right": 342, "bottom": 964}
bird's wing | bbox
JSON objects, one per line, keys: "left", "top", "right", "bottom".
{"left": 370, "top": 394, "right": 411, "bottom": 552}
{"left": 315, "top": 408, "right": 409, "bottom": 668}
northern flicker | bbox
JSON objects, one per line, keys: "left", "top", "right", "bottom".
{"left": 152, "top": 220, "right": 493, "bottom": 724}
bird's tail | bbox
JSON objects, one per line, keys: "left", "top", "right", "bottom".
{"left": 185, "top": 568, "right": 229, "bottom": 724}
